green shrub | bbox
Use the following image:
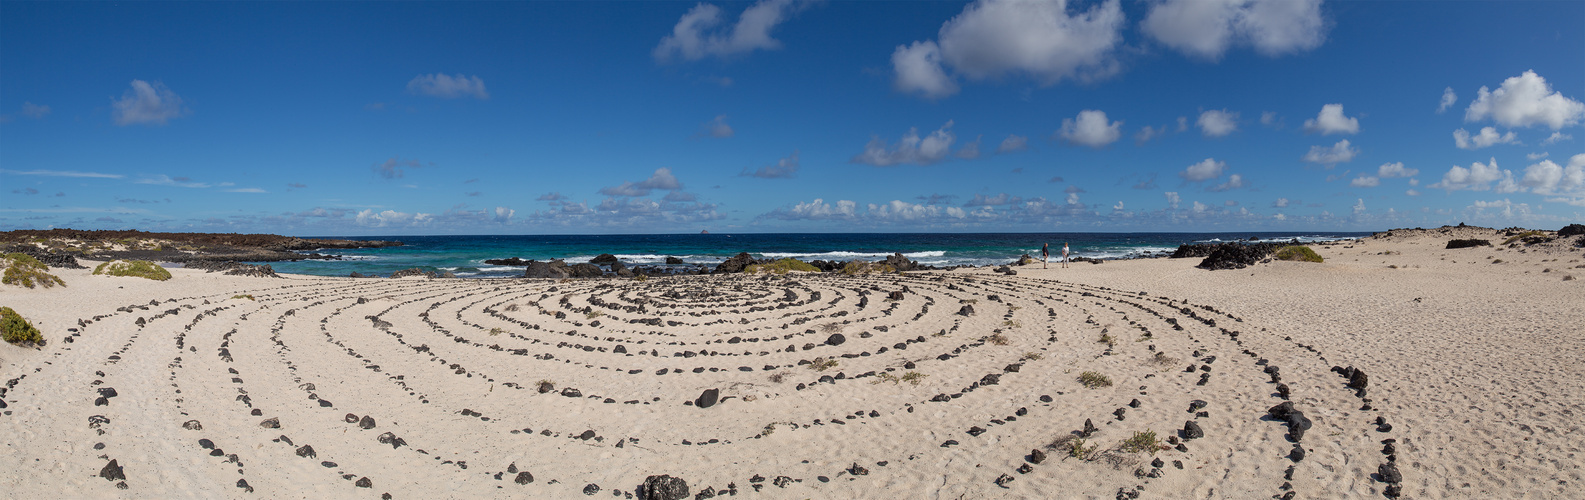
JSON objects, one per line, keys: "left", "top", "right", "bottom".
{"left": 1273, "top": 246, "right": 1324, "bottom": 263}
{"left": 93, "top": 260, "right": 172, "bottom": 281}
{"left": 1, "top": 306, "right": 44, "bottom": 346}
{"left": 1078, "top": 371, "right": 1112, "bottom": 388}
{"left": 2, "top": 253, "right": 66, "bottom": 289}
{"left": 839, "top": 260, "right": 896, "bottom": 275}
{"left": 808, "top": 357, "right": 838, "bottom": 371}
{"left": 1119, "top": 430, "right": 1166, "bottom": 455}
{"left": 231, "top": 294, "right": 255, "bottom": 301}
{"left": 900, "top": 371, "right": 927, "bottom": 385}
{"left": 744, "top": 258, "right": 819, "bottom": 275}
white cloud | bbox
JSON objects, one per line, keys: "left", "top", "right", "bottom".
{"left": 1196, "top": 109, "right": 1239, "bottom": 137}
{"left": 964, "top": 193, "right": 1023, "bottom": 206}
{"left": 957, "top": 136, "right": 983, "bottom": 159}
{"left": 702, "top": 115, "right": 734, "bottom": 138}
{"left": 996, "top": 134, "right": 1029, "bottom": 153}
{"left": 1058, "top": 109, "right": 1122, "bottom": 147}
{"left": 1192, "top": 201, "right": 1208, "bottom": 213}
{"left": 1464, "top": 70, "right": 1585, "bottom": 130}
{"left": 1466, "top": 199, "right": 1533, "bottom": 219}
{"left": 892, "top": 0, "right": 1126, "bottom": 99}
{"left": 1272, "top": 198, "right": 1289, "bottom": 208}
{"left": 1528, "top": 152, "right": 1549, "bottom": 160}
{"left": 600, "top": 168, "right": 684, "bottom": 197}
{"left": 1302, "top": 139, "right": 1358, "bottom": 166}
{"left": 1350, "top": 176, "right": 1379, "bottom": 188}
{"left": 1541, "top": 132, "right": 1573, "bottom": 146}
{"left": 1406, "top": 189, "right": 1419, "bottom": 196}
{"left": 742, "top": 151, "right": 800, "bottom": 179}
{"left": 224, "top": 188, "right": 267, "bottom": 193}
{"left": 761, "top": 198, "right": 858, "bottom": 220}
{"left": 1179, "top": 157, "right": 1227, "bottom": 182}
{"left": 1453, "top": 127, "right": 1519, "bottom": 150}
{"left": 1113, "top": 201, "right": 1124, "bottom": 210}
{"left": 1134, "top": 125, "right": 1165, "bottom": 145}
{"left": 851, "top": 121, "right": 958, "bottom": 166}
{"left": 1428, "top": 157, "right": 1515, "bottom": 192}
{"left": 1260, "top": 111, "right": 1278, "bottom": 126}
{"left": 654, "top": 0, "right": 804, "bottom": 63}
{"left": 19, "top": 101, "right": 50, "bottom": 119}
{"left": 406, "top": 74, "right": 489, "bottom": 100}
{"left": 1353, "top": 198, "right": 1366, "bottom": 214}
{"left": 111, "top": 80, "right": 187, "bottom": 126}
{"left": 1302, "top": 103, "right": 1359, "bottom": 135}
{"left": 891, "top": 41, "right": 959, "bottom": 99}
{"left": 1164, "top": 191, "right": 1181, "bottom": 209}
{"left": 1141, "top": 0, "right": 1327, "bottom": 60}
{"left": 136, "top": 175, "right": 209, "bottom": 188}
{"left": 1409, "top": 178, "right": 1419, "bottom": 186}
{"left": 1376, "top": 162, "right": 1418, "bottom": 178}
{"left": 493, "top": 206, "right": 515, "bottom": 224}
{"left": 1273, "top": 213, "right": 1286, "bottom": 220}
{"left": 0, "top": 169, "right": 124, "bottom": 179}
{"left": 1438, "top": 87, "right": 1457, "bottom": 113}
{"left": 356, "top": 209, "right": 422, "bottom": 227}
{"left": 1520, "top": 154, "right": 1585, "bottom": 196}
{"left": 1209, "top": 173, "right": 1245, "bottom": 192}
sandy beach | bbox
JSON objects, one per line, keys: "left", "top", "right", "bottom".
{"left": 2, "top": 227, "right": 1582, "bottom": 499}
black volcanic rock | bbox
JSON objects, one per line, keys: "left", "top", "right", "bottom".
{"left": 1446, "top": 239, "right": 1491, "bottom": 249}
{"left": 1559, "top": 224, "right": 1585, "bottom": 237}
{"left": 695, "top": 388, "right": 719, "bottom": 409}
{"left": 714, "top": 253, "right": 757, "bottom": 274}
{"left": 1195, "top": 243, "right": 1282, "bottom": 270}
{"left": 825, "top": 333, "right": 845, "bottom": 346}
{"left": 568, "top": 263, "right": 603, "bottom": 278}
{"left": 639, "top": 475, "right": 689, "bottom": 500}
{"left": 483, "top": 257, "right": 532, "bottom": 266}
{"left": 524, "top": 260, "right": 571, "bottom": 279}
{"left": 665, "top": 256, "right": 685, "bottom": 265}
{"left": 1182, "top": 421, "right": 1204, "bottom": 439}
{"left": 590, "top": 254, "right": 620, "bottom": 264}
{"left": 884, "top": 253, "right": 918, "bottom": 271}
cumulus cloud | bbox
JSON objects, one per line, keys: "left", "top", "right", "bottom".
{"left": 407, "top": 74, "right": 489, "bottom": 100}
{"left": 1541, "top": 132, "right": 1572, "bottom": 146}
{"left": 851, "top": 121, "right": 958, "bottom": 166}
{"left": 1350, "top": 176, "right": 1379, "bottom": 188}
{"left": 1302, "top": 139, "right": 1358, "bottom": 166}
{"left": 1164, "top": 191, "right": 1181, "bottom": 209}
{"left": 1057, "top": 110, "right": 1122, "bottom": 147}
{"left": 916, "top": 193, "right": 957, "bottom": 205}
{"left": 1520, "top": 154, "right": 1585, "bottom": 196}
{"left": 1438, "top": 87, "right": 1457, "bottom": 113}
{"left": 1377, "top": 162, "right": 1418, "bottom": 178}
{"left": 600, "top": 168, "right": 684, "bottom": 197}
{"left": 1272, "top": 197, "right": 1289, "bottom": 208}
{"left": 892, "top": 0, "right": 1126, "bottom": 99}
{"left": 760, "top": 198, "right": 859, "bottom": 220}
{"left": 1527, "top": 152, "right": 1549, "bottom": 161}
{"left": 1141, "top": 0, "right": 1327, "bottom": 60}
{"left": 356, "top": 209, "right": 428, "bottom": 227}
{"left": 1196, "top": 109, "right": 1238, "bottom": 137}
{"left": 742, "top": 151, "right": 800, "bottom": 179}
{"left": 996, "top": 134, "right": 1029, "bottom": 153}
{"left": 112, "top": 80, "right": 187, "bottom": 126}
{"left": 964, "top": 193, "right": 1022, "bottom": 207}
{"left": 1208, "top": 173, "right": 1245, "bottom": 191}
{"left": 1303, "top": 103, "right": 1359, "bottom": 135}
{"left": 493, "top": 206, "right": 515, "bottom": 224}
{"left": 1134, "top": 125, "right": 1166, "bottom": 145}
{"left": 1259, "top": 111, "right": 1280, "bottom": 127}
{"left": 957, "top": 136, "right": 983, "bottom": 159}
{"left": 701, "top": 115, "right": 734, "bottom": 138}
{"left": 1179, "top": 158, "right": 1226, "bottom": 182}
{"left": 654, "top": 0, "right": 806, "bottom": 63}
{"left": 1453, "top": 127, "right": 1519, "bottom": 150}
{"left": 1353, "top": 198, "right": 1366, "bottom": 215}
{"left": 1428, "top": 157, "right": 1515, "bottom": 192}
{"left": 537, "top": 192, "right": 568, "bottom": 201}
{"left": 373, "top": 158, "right": 424, "bottom": 179}
{"left": 1465, "top": 70, "right": 1584, "bottom": 130}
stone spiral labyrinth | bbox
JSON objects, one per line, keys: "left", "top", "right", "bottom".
{"left": 3, "top": 270, "right": 1404, "bottom": 498}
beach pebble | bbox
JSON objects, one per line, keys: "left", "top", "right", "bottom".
{"left": 295, "top": 445, "right": 316, "bottom": 458}
{"left": 639, "top": 474, "right": 688, "bottom": 500}
{"left": 1182, "top": 421, "right": 1204, "bottom": 440}
{"left": 100, "top": 459, "right": 125, "bottom": 481}
{"left": 583, "top": 483, "right": 601, "bottom": 495}
{"left": 359, "top": 415, "right": 376, "bottom": 429}
{"left": 514, "top": 471, "right": 534, "bottom": 484}
{"left": 182, "top": 420, "right": 202, "bottom": 430}
{"left": 695, "top": 389, "right": 719, "bottom": 409}
{"left": 259, "top": 417, "right": 279, "bottom": 429}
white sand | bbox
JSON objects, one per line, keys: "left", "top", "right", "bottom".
{"left": 1, "top": 228, "right": 1581, "bottom": 499}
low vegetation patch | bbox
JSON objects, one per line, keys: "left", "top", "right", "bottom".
{"left": 808, "top": 357, "right": 838, "bottom": 371}
{"left": 986, "top": 333, "right": 1010, "bottom": 345}
{"left": 1021, "top": 352, "right": 1043, "bottom": 361}
{"left": 1054, "top": 435, "right": 1097, "bottom": 460}
{"left": 2, "top": 253, "right": 66, "bottom": 289}
{"left": 1149, "top": 351, "right": 1180, "bottom": 369}
{"left": 93, "top": 260, "right": 172, "bottom": 281}
{"left": 900, "top": 371, "right": 927, "bottom": 385}
{"left": 1078, "top": 371, "right": 1112, "bottom": 388}
{"left": 2, "top": 306, "right": 45, "bottom": 346}
{"left": 744, "top": 258, "right": 819, "bottom": 275}
{"left": 584, "top": 310, "right": 604, "bottom": 319}
{"left": 1273, "top": 245, "right": 1324, "bottom": 263}
{"left": 819, "top": 322, "right": 843, "bottom": 334}
{"left": 839, "top": 260, "right": 895, "bottom": 275}
{"left": 1119, "top": 430, "right": 1167, "bottom": 455}
{"left": 489, "top": 327, "right": 504, "bottom": 336}
{"left": 1098, "top": 333, "right": 1116, "bottom": 348}
{"left": 231, "top": 294, "right": 255, "bottom": 301}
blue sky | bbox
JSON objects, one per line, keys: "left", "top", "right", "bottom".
{"left": 2, "top": 0, "right": 1582, "bottom": 235}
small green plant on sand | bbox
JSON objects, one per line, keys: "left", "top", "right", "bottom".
{"left": 1001, "top": 319, "right": 1022, "bottom": 329}
{"left": 1119, "top": 430, "right": 1167, "bottom": 455}
{"left": 986, "top": 333, "right": 1010, "bottom": 345}
{"left": 808, "top": 357, "right": 838, "bottom": 371}
{"left": 489, "top": 327, "right": 504, "bottom": 336}
{"left": 2, "top": 253, "right": 66, "bottom": 289}
{"left": 900, "top": 371, "right": 927, "bottom": 385}
{"left": 231, "top": 294, "right": 255, "bottom": 301}
{"left": 1150, "top": 351, "right": 1180, "bottom": 369}
{"left": 2, "top": 306, "right": 45, "bottom": 346}
{"left": 536, "top": 380, "right": 555, "bottom": 392}
{"left": 768, "top": 371, "right": 790, "bottom": 383}
{"left": 635, "top": 274, "right": 648, "bottom": 282}
{"left": 1060, "top": 436, "right": 1097, "bottom": 460}
{"left": 1099, "top": 333, "right": 1116, "bottom": 348}
{"left": 93, "top": 260, "right": 172, "bottom": 281}
{"left": 1021, "top": 352, "right": 1043, "bottom": 361}
{"left": 839, "top": 260, "right": 895, "bottom": 275}
{"left": 744, "top": 258, "right": 819, "bottom": 275}
{"left": 585, "top": 310, "right": 604, "bottom": 320}
{"left": 1273, "top": 246, "right": 1324, "bottom": 263}
{"left": 503, "top": 303, "right": 521, "bottom": 312}
{"left": 819, "top": 322, "right": 843, "bottom": 334}
{"left": 1078, "top": 371, "right": 1112, "bottom": 388}
{"left": 871, "top": 372, "right": 899, "bottom": 385}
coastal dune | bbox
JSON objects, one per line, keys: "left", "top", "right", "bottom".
{"left": 1, "top": 227, "right": 1581, "bottom": 499}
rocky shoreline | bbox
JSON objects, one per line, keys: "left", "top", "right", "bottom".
{"left": 0, "top": 229, "right": 401, "bottom": 265}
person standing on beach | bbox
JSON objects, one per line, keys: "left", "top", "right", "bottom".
{"left": 1041, "top": 243, "right": 1049, "bottom": 269}
{"left": 1062, "top": 242, "right": 1070, "bottom": 268}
